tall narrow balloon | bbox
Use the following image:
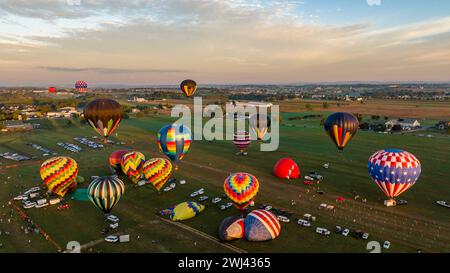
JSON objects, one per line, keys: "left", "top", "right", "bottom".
{"left": 180, "top": 79, "right": 197, "bottom": 97}
{"left": 83, "top": 99, "right": 123, "bottom": 143}
{"left": 324, "top": 112, "right": 359, "bottom": 151}
{"left": 368, "top": 149, "right": 421, "bottom": 201}
{"left": 233, "top": 131, "right": 251, "bottom": 155}
{"left": 87, "top": 176, "right": 125, "bottom": 214}
{"left": 157, "top": 124, "right": 192, "bottom": 170}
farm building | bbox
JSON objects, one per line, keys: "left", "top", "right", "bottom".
{"left": 385, "top": 118, "right": 421, "bottom": 130}
{"left": 1, "top": 120, "right": 34, "bottom": 132}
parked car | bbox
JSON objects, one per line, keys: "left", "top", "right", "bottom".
{"left": 436, "top": 201, "right": 450, "bottom": 208}
{"left": 179, "top": 180, "right": 186, "bottom": 185}
{"left": 396, "top": 199, "right": 408, "bottom": 206}
{"left": 169, "top": 183, "right": 176, "bottom": 189}
{"left": 57, "top": 204, "right": 70, "bottom": 210}
{"left": 211, "top": 197, "right": 222, "bottom": 204}
{"left": 163, "top": 187, "right": 172, "bottom": 192}
{"left": 335, "top": 226, "right": 343, "bottom": 234}
{"left": 277, "top": 215, "right": 290, "bottom": 223}
{"left": 23, "top": 202, "right": 36, "bottom": 209}
{"left": 297, "top": 219, "right": 311, "bottom": 227}
{"left": 264, "top": 205, "right": 272, "bottom": 211}
{"left": 105, "top": 235, "right": 119, "bottom": 243}
{"left": 198, "top": 196, "right": 209, "bottom": 202}
{"left": 303, "top": 180, "right": 314, "bottom": 186}
{"left": 362, "top": 233, "right": 369, "bottom": 240}
{"left": 303, "top": 213, "right": 316, "bottom": 221}
{"left": 107, "top": 215, "right": 119, "bottom": 223}
{"left": 383, "top": 241, "right": 391, "bottom": 249}
{"left": 316, "top": 227, "right": 331, "bottom": 236}
{"left": 110, "top": 223, "right": 119, "bottom": 229}
{"left": 342, "top": 229, "right": 350, "bottom": 236}
{"left": 190, "top": 191, "right": 199, "bottom": 197}
{"left": 304, "top": 176, "right": 314, "bottom": 181}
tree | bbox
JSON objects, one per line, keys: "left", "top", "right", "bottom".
{"left": 67, "top": 119, "right": 73, "bottom": 126}
{"left": 320, "top": 117, "right": 326, "bottom": 126}
{"left": 322, "top": 102, "right": 329, "bottom": 109}
{"left": 354, "top": 113, "right": 363, "bottom": 123}
{"left": 305, "top": 104, "right": 312, "bottom": 111}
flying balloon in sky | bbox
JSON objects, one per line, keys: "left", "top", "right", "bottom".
{"left": 75, "top": 81, "right": 88, "bottom": 92}
{"left": 324, "top": 112, "right": 359, "bottom": 151}
{"left": 180, "top": 79, "right": 197, "bottom": 97}
{"left": 83, "top": 99, "right": 123, "bottom": 143}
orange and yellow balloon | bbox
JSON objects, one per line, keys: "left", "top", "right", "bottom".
{"left": 143, "top": 158, "right": 173, "bottom": 191}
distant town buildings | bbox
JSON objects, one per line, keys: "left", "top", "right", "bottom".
{"left": 46, "top": 107, "right": 81, "bottom": 118}
{"left": 1, "top": 120, "right": 34, "bottom": 132}
{"left": 385, "top": 118, "right": 421, "bottom": 130}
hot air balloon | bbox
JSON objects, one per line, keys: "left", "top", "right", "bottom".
{"left": 273, "top": 158, "right": 300, "bottom": 179}
{"left": 233, "top": 131, "right": 251, "bottom": 156}
{"left": 40, "top": 157, "right": 78, "bottom": 197}
{"left": 324, "top": 112, "right": 359, "bottom": 151}
{"left": 143, "top": 158, "right": 173, "bottom": 191}
{"left": 75, "top": 81, "right": 88, "bottom": 92}
{"left": 249, "top": 114, "right": 271, "bottom": 141}
{"left": 244, "top": 209, "right": 281, "bottom": 242}
{"left": 157, "top": 124, "right": 192, "bottom": 170}
{"left": 180, "top": 79, "right": 197, "bottom": 97}
{"left": 170, "top": 201, "right": 205, "bottom": 221}
{"left": 218, "top": 215, "right": 245, "bottom": 242}
{"left": 48, "top": 86, "right": 56, "bottom": 93}
{"left": 109, "top": 150, "right": 129, "bottom": 175}
{"left": 83, "top": 99, "right": 123, "bottom": 143}
{"left": 368, "top": 149, "right": 421, "bottom": 203}
{"left": 121, "top": 151, "right": 146, "bottom": 184}
{"left": 87, "top": 175, "right": 125, "bottom": 214}
{"left": 224, "top": 173, "right": 259, "bottom": 211}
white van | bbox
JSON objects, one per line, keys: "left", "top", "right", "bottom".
{"left": 316, "top": 227, "right": 331, "bottom": 236}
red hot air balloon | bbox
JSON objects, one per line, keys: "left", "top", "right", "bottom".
{"left": 48, "top": 86, "right": 56, "bottom": 93}
{"left": 273, "top": 158, "right": 300, "bottom": 179}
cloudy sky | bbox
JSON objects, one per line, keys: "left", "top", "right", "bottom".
{"left": 1, "top": 0, "right": 450, "bottom": 86}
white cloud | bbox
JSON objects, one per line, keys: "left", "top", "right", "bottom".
{"left": 367, "top": 0, "right": 382, "bottom": 6}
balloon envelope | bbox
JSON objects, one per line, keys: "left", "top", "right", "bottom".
{"left": 157, "top": 124, "right": 192, "bottom": 169}
{"left": 121, "top": 151, "right": 146, "bottom": 183}
{"left": 83, "top": 99, "right": 123, "bottom": 141}
{"left": 87, "top": 175, "right": 125, "bottom": 214}
{"left": 143, "top": 158, "right": 173, "bottom": 191}
{"left": 324, "top": 112, "right": 359, "bottom": 151}
{"left": 273, "top": 158, "right": 300, "bottom": 179}
{"left": 368, "top": 149, "right": 421, "bottom": 199}
{"left": 109, "top": 150, "right": 129, "bottom": 175}
{"left": 224, "top": 172, "right": 259, "bottom": 211}
{"left": 233, "top": 131, "right": 251, "bottom": 152}
{"left": 171, "top": 202, "right": 205, "bottom": 221}
{"left": 180, "top": 79, "right": 197, "bottom": 97}
{"left": 218, "top": 215, "right": 245, "bottom": 242}
{"left": 244, "top": 209, "right": 281, "bottom": 242}
{"left": 75, "top": 81, "right": 88, "bottom": 92}
{"left": 40, "top": 157, "right": 78, "bottom": 197}
{"left": 249, "top": 114, "right": 271, "bottom": 140}
{"left": 48, "top": 86, "right": 56, "bottom": 93}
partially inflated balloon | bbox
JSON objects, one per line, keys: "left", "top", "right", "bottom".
{"left": 121, "top": 151, "right": 145, "bottom": 183}
{"left": 171, "top": 202, "right": 205, "bottom": 221}
{"left": 368, "top": 149, "right": 421, "bottom": 199}
{"left": 180, "top": 79, "right": 197, "bottom": 97}
{"left": 324, "top": 112, "right": 359, "bottom": 151}
{"left": 244, "top": 209, "right": 281, "bottom": 242}
{"left": 143, "top": 158, "right": 173, "bottom": 191}
{"left": 83, "top": 99, "right": 123, "bottom": 143}
{"left": 40, "top": 157, "right": 78, "bottom": 197}
{"left": 109, "top": 150, "right": 129, "bottom": 175}
{"left": 48, "top": 86, "right": 56, "bottom": 93}
{"left": 218, "top": 215, "right": 245, "bottom": 242}
{"left": 249, "top": 114, "right": 271, "bottom": 140}
{"left": 75, "top": 81, "right": 87, "bottom": 92}
{"left": 224, "top": 173, "right": 259, "bottom": 211}
{"left": 157, "top": 124, "right": 192, "bottom": 170}
{"left": 87, "top": 176, "right": 125, "bottom": 214}
{"left": 273, "top": 158, "right": 300, "bottom": 179}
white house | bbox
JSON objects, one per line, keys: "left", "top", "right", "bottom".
{"left": 385, "top": 118, "right": 421, "bottom": 130}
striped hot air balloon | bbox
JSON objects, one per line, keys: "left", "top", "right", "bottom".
{"left": 121, "top": 151, "right": 146, "bottom": 184}
{"left": 249, "top": 114, "right": 271, "bottom": 141}
{"left": 40, "top": 157, "right": 78, "bottom": 197}
{"left": 233, "top": 131, "right": 251, "bottom": 155}
{"left": 368, "top": 149, "right": 421, "bottom": 201}
{"left": 157, "top": 124, "right": 192, "bottom": 170}
{"left": 75, "top": 80, "right": 88, "bottom": 92}
{"left": 180, "top": 79, "right": 197, "bottom": 97}
{"left": 87, "top": 176, "right": 125, "bottom": 214}
{"left": 244, "top": 209, "right": 281, "bottom": 242}
{"left": 324, "top": 112, "right": 359, "bottom": 151}
{"left": 109, "top": 150, "right": 129, "bottom": 175}
{"left": 143, "top": 158, "right": 173, "bottom": 191}
{"left": 83, "top": 99, "right": 123, "bottom": 143}
{"left": 224, "top": 172, "right": 259, "bottom": 211}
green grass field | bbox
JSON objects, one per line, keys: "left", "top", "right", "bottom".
{"left": 0, "top": 113, "right": 449, "bottom": 253}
